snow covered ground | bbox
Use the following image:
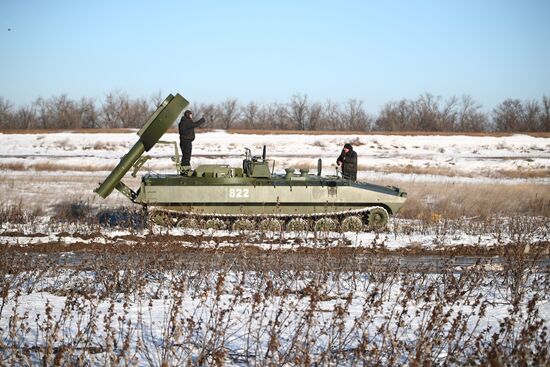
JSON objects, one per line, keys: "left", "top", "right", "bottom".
{"left": 0, "top": 130, "right": 549, "bottom": 365}
{"left": 0, "top": 130, "right": 548, "bottom": 248}
{"left": 0, "top": 130, "right": 548, "bottom": 184}
{"left": 0, "top": 247, "right": 548, "bottom": 365}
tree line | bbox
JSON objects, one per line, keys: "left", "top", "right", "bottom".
{"left": 0, "top": 91, "right": 548, "bottom": 132}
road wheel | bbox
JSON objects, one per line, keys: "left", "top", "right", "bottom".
{"left": 205, "top": 218, "right": 226, "bottom": 230}
{"left": 233, "top": 219, "right": 256, "bottom": 231}
{"left": 176, "top": 217, "right": 199, "bottom": 228}
{"left": 367, "top": 208, "right": 389, "bottom": 230}
{"left": 286, "top": 218, "right": 309, "bottom": 232}
{"left": 314, "top": 218, "right": 338, "bottom": 232}
{"left": 259, "top": 219, "right": 282, "bottom": 232}
{"left": 149, "top": 212, "right": 173, "bottom": 227}
{"left": 341, "top": 216, "right": 364, "bottom": 232}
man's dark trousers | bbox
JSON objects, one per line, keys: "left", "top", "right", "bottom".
{"left": 180, "top": 139, "right": 193, "bottom": 166}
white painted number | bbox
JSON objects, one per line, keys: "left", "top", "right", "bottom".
{"left": 229, "top": 188, "right": 249, "bottom": 198}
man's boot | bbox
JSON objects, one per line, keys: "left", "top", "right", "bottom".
{"left": 180, "top": 165, "right": 192, "bottom": 176}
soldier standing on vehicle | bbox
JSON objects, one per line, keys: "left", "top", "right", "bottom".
{"left": 337, "top": 143, "right": 358, "bottom": 181}
{"left": 179, "top": 110, "right": 205, "bottom": 168}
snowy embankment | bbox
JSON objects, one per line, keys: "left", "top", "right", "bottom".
{"left": 0, "top": 130, "right": 548, "bottom": 184}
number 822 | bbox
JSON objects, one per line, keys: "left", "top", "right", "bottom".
{"left": 228, "top": 188, "right": 250, "bottom": 198}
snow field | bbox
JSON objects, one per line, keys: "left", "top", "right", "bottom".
{"left": 0, "top": 130, "right": 549, "bottom": 365}
{"left": 1, "top": 254, "right": 549, "bottom": 365}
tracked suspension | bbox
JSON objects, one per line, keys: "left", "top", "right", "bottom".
{"left": 147, "top": 206, "right": 390, "bottom": 232}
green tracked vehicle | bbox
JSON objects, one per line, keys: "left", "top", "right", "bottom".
{"left": 94, "top": 93, "right": 407, "bottom": 231}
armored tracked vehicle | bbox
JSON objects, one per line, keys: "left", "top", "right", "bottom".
{"left": 95, "top": 93, "right": 407, "bottom": 231}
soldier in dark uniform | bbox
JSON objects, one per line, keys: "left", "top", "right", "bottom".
{"left": 336, "top": 143, "right": 358, "bottom": 181}
{"left": 178, "top": 110, "right": 205, "bottom": 168}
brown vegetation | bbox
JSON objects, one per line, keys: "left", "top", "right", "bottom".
{"left": 392, "top": 182, "right": 550, "bottom": 221}
{"left": 359, "top": 164, "right": 550, "bottom": 179}
{"left": 1, "top": 128, "right": 550, "bottom": 137}
{"left": 0, "top": 202, "right": 42, "bottom": 224}
{"left": 0, "top": 189, "right": 548, "bottom": 365}
{"left": 0, "top": 162, "right": 115, "bottom": 172}
{"left": 0, "top": 235, "right": 548, "bottom": 365}
{"left": 1, "top": 92, "right": 549, "bottom": 132}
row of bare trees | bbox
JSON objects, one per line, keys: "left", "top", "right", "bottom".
{"left": 1, "top": 91, "right": 548, "bottom": 132}
{"left": 190, "top": 94, "right": 375, "bottom": 131}
{"left": 0, "top": 91, "right": 163, "bottom": 130}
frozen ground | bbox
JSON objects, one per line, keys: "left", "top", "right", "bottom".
{"left": 0, "top": 130, "right": 548, "bottom": 250}
{"left": 0, "top": 130, "right": 548, "bottom": 183}
{"left": 1, "top": 242, "right": 549, "bottom": 365}
{"left": 0, "top": 130, "right": 549, "bottom": 249}
{"left": 1, "top": 216, "right": 549, "bottom": 252}
{"left": 0, "top": 131, "right": 549, "bottom": 365}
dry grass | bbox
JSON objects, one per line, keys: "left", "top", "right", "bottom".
{"left": 360, "top": 164, "right": 550, "bottom": 179}
{"left": 362, "top": 165, "right": 461, "bottom": 177}
{"left": 311, "top": 140, "right": 327, "bottom": 148}
{"left": 493, "top": 168, "right": 550, "bottom": 179}
{"left": 0, "top": 128, "right": 135, "bottom": 134}
{"left": 391, "top": 182, "right": 550, "bottom": 220}
{"left": 1, "top": 198, "right": 548, "bottom": 365}
{"left": 2, "top": 160, "right": 546, "bottom": 178}
{"left": 0, "top": 202, "right": 43, "bottom": 224}
{"left": 92, "top": 141, "right": 124, "bottom": 150}
{"left": 0, "top": 162, "right": 115, "bottom": 172}
{"left": 0, "top": 162, "right": 25, "bottom": 171}
{"left": 0, "top": 239, "right": 548, "bottom": 365}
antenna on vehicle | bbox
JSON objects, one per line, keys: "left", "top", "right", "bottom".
{"left": 317, "top": 158, "right": 322, "bottom": 176}
{"left": 262, "top": 145, "right": 267, "bottom": 160}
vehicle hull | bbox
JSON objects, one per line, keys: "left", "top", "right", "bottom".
{"left": 136, "top": 174, "right": 407, "bottom": 216}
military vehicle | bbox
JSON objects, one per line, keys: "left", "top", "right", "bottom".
{"left": 94, "top": 93, "right": 407, "bottom": 231}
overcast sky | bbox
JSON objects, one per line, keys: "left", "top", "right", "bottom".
{"left": 1, "top": 0, "right": 549, "bottom": 112}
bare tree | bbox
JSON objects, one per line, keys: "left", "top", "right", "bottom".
{"left": 0, "top": 97, "right": 14, "bottom": 129}
{"left": 98, "top": 91, "right": 149, "bottom": 128}
{"left": 493, "top": 99, "right": 524, "bottom": 132}
{"left": 376, "top": 94, "right": 488, "bottom": 132}
{"left": 30, "top": 95, "right": 80, "bottom": 129}
{"left": 541, "top": 96, "right": 550, "bottom": 132}
{"left": 100, "top": 92, "right": 123, "bottom": 128}
{"left": 78, "top": 97, "right": 99, "bottom": 128}
{"left": 149, "top": 90, "right": 164, "bottom": 109}
{"left": 288, "top": 93, "right": 309, "bottom": 130}
{"left": 196, "top": 103, "right": 219, "bottom": 129}
{"left": 413, "top": 93, "right": 442, "bottom": 131}
{"left": 440, "top": 96, "right": 458, "bottom": 131}
{"left": 308, "top": 102, "right": 323, "bottom": 131}
{"left": 320, "top": 100, "right": 342, "bottom": 130}
{"left": 341, "top": 99, "right": 371, "bottom": 131}
{"left": 120, "top": 97, "right": 150, "bottom": 128}
{"left": 57, "top": 94, "right": 78, "bottom": 128}
{"left": 33, "top": 97, "right": 50, "bottom": 129}
{"left": 456, "top": 95, "right": 487, "bottom": 131}
{"left": 241, "top": 101, "right": 259, "bottom": 129}
{"left": 375, "top": 100, "right": 412, "bottom": 131}
{"left": 14, "top": 105, "right": 37, "bottom": 129}
{"left": 218, "top": 98, "right": 240, "bottom": 129}
{"left": 251, "top": 102, "right": 287, "bottom": 130}
{"left": 256, "top": 104, "right": 275, "bottom": 130}
{"left": 523, "top": 100, "right": 541, "bottom": 132}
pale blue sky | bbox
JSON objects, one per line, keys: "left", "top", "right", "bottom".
{"left": 1, "top": 0, "right": 549, "bottom": 112}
